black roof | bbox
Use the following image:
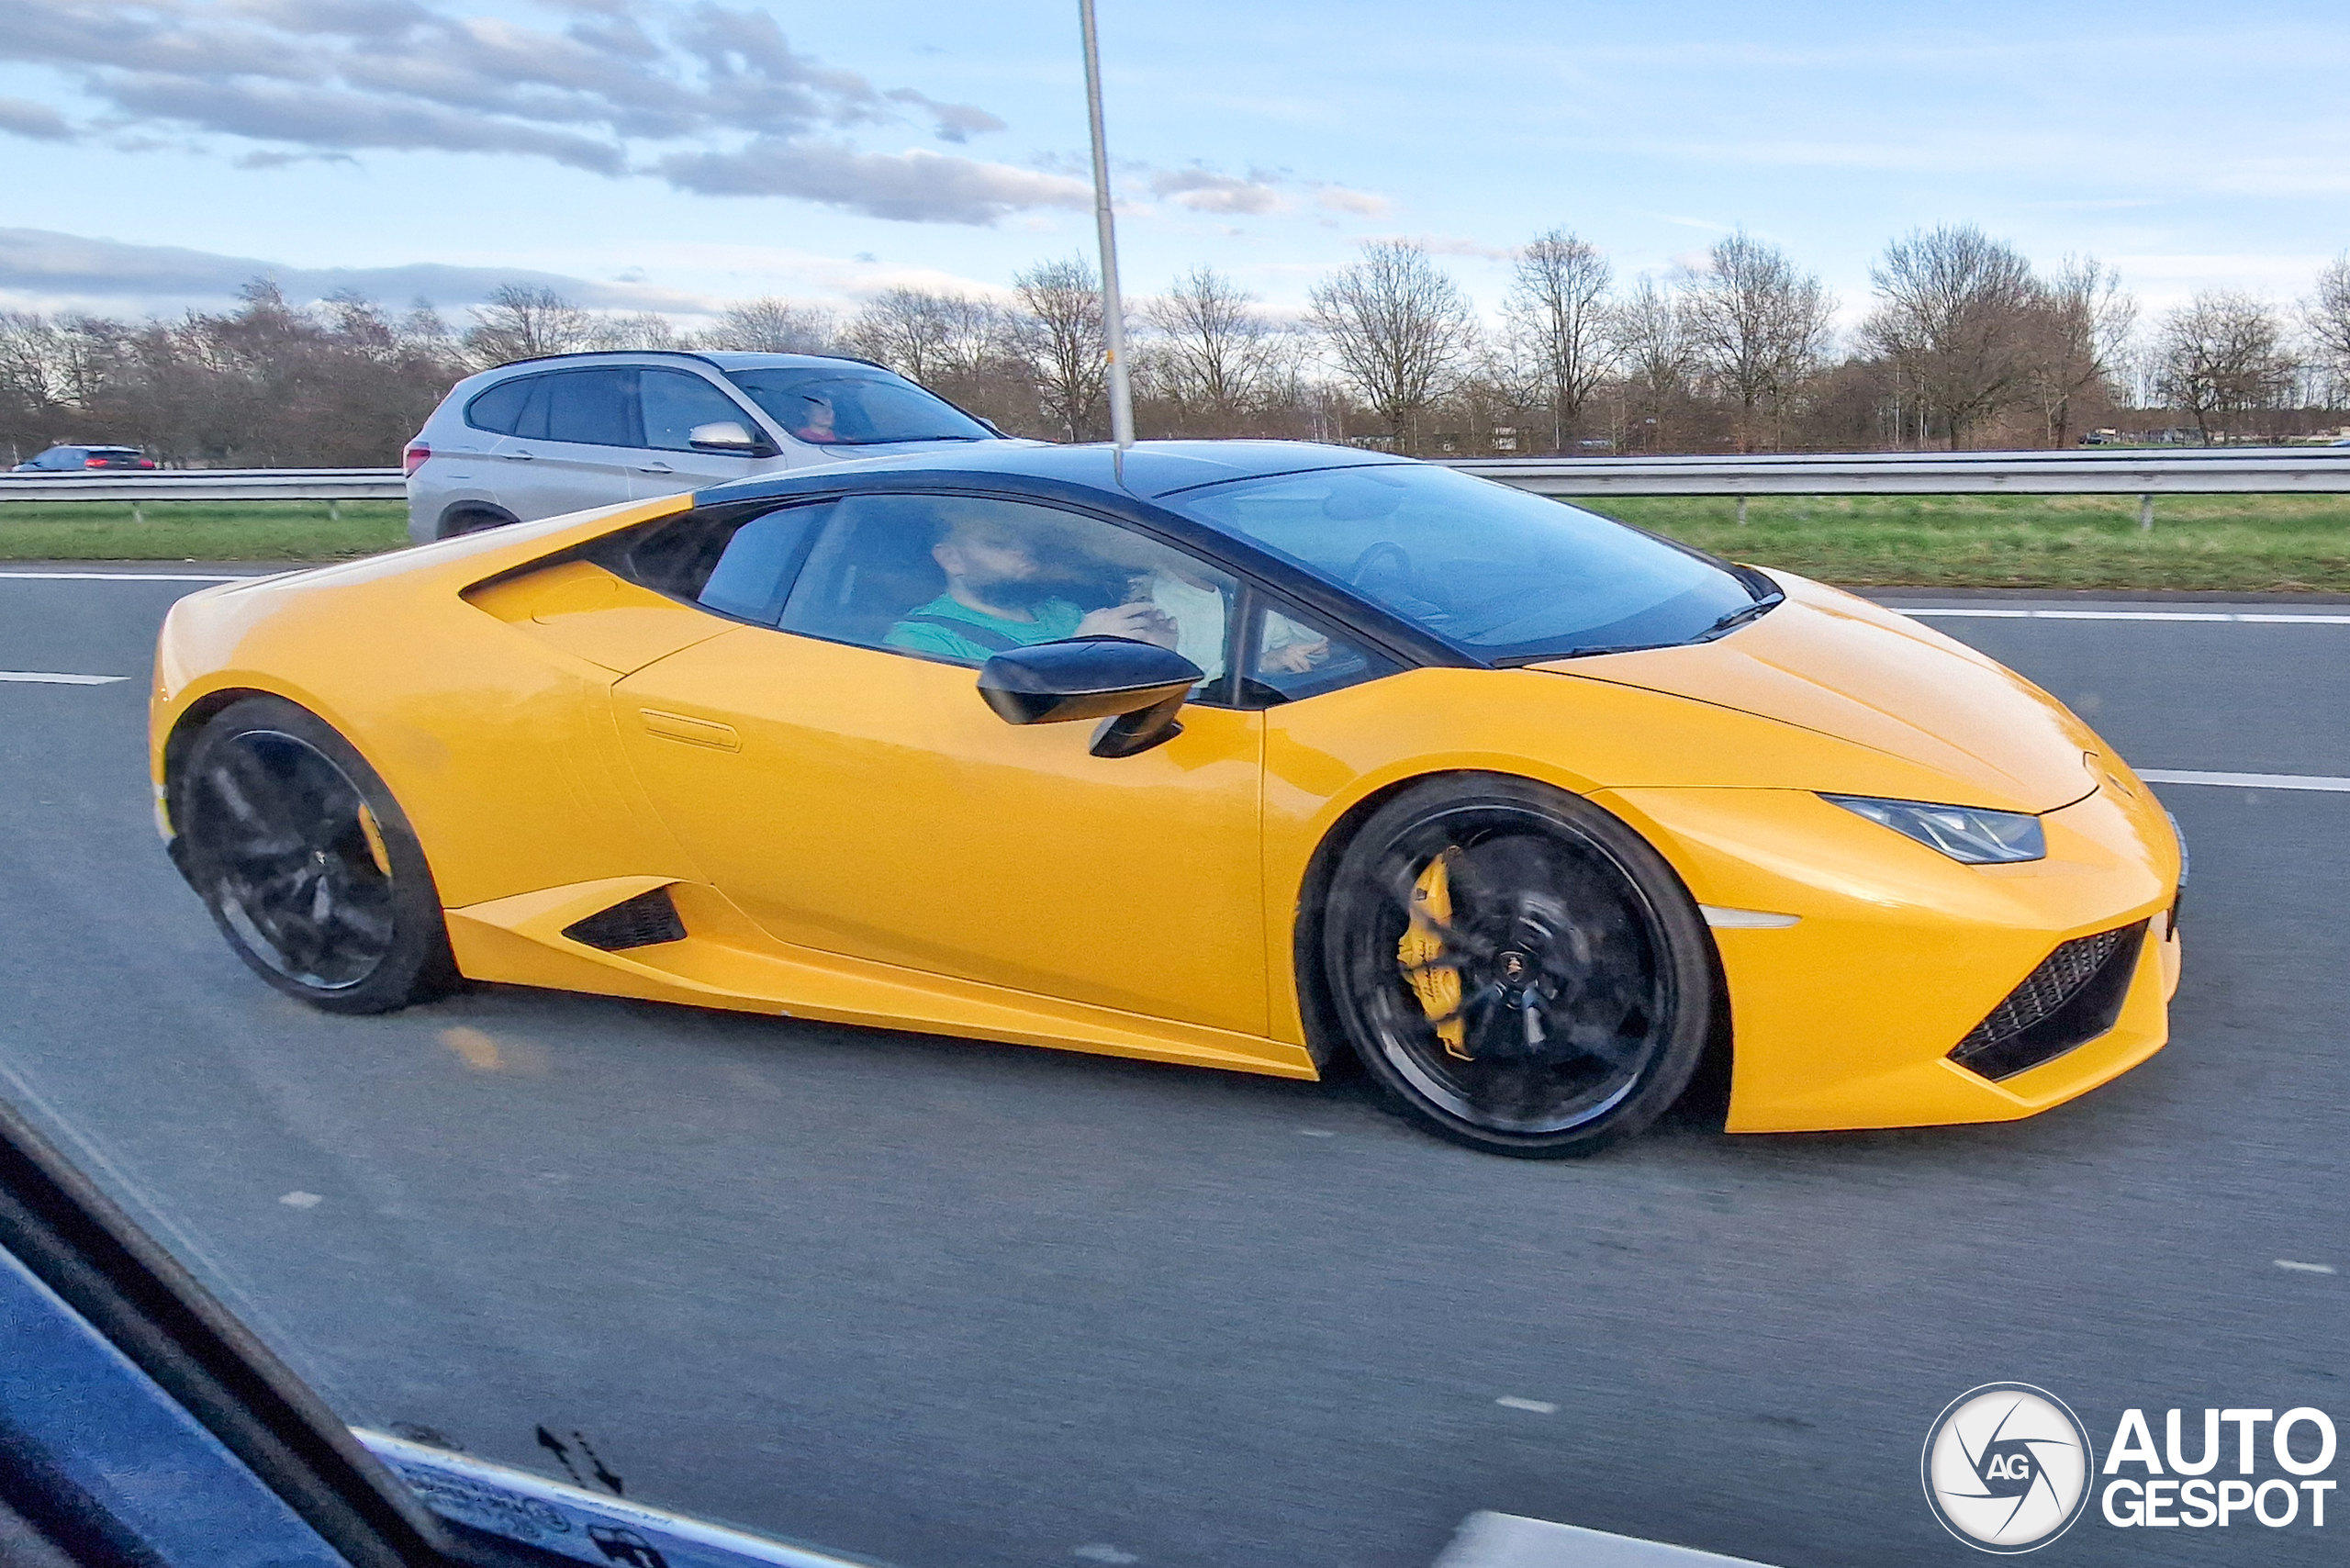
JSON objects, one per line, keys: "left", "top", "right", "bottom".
{"left": 480, "top": 348, "right": 894, "bottom": 375}
{"left": 698, "top": 439, "right": 1411, "bottom": 506}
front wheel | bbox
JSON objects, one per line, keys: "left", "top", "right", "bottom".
{"left": 1319, "top": 776, "right": 1716, "bottom": 1158}
{"left": 173, "top": 696, "right": 456, "bottom": 1014}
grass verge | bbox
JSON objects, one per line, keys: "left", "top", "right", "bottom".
{"left": 0, "top": 499, "right": 408, "bottom": 561}
{"left": 1579, "top": 493, "right": 2350, "bottom": 592}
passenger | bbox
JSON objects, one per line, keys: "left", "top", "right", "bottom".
{"left": 887, "top": 511, "right": 1173, "bottom": 663}
{"left": 1140, "top": 564, "right": 1328, "bottom": 678}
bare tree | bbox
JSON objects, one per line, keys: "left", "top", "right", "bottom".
{"left": 846, "top": 288, "right": 1004, "bottom": 383}
{"left": 1505, "top": 230, "right": 1615, "bottom": 453}
{"left": 2155, "top": 291, "right": 2296, "bottom": 442}
{"left": 2020, "top": 257, "right": 2135, "bottom": 448}
{"left": 1607, "top": 276, "right": 1697, "bottom": 452}
{"left": 704, "top": 297, "right": 838, "bottom": 353}
{"left": 1141, "top": 266, "right": 1282, "bottom": 424}
{"left": 586, "top": 311, "right": 683, "bottom": 352}
{"left": 1863, "top": 224, "right": 2038, "bottom": 449}
{"left": 1307, "top": 241, "right": 1478, "bottom": 446}
{"left": 1013, "top": 256, "right": 1109, "bottom": 442}
{"left": 2303, "top": 253, "right": 2350, "bottom": 402}
{"left": 463, "top": 284, "right": 593, "bottom": 365}
{"left": 1681, "top": 231, "right": 1832, "bottom": 451}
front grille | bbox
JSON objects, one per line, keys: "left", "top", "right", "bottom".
{"left": 1949, "top": 921, "right": 2148, "bottom": 1081}
{"left": 561, "top": 886, "right": 687, "bottom": 951}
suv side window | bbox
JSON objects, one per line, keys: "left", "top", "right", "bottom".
{"left": 776, "top": 493, "right": 1241, "bottom": 700}
{"left": 464, "top": 376, "right": 535, "bottom": 435}
{"left": 642, "top": 370, "right": 763, "bottom": 452}
{"left": 542, "top": 368, "right": 640, "bottom": 447}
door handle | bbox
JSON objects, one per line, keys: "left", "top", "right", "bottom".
{"left": 639, "top": 709, "right": 740, "bottom": 752}
{"left": 636, "top": 462, "right": 675, "bottom": 475}
{"left": 503, "top": 449, "right": 535, "bottom": 461}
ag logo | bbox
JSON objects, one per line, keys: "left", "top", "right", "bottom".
{"left": 1922, "top": 1383, "right": 2094, "bottom": 1552}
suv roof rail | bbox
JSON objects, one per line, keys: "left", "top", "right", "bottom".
{"left": 480, "top": 348, "right": 893, "bottom": 375}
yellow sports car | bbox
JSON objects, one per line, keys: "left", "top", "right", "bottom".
{"left": 150, "top": 442, "right": 2182, "bottom": 1157}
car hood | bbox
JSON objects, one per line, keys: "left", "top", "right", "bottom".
{"left": 1529, "top": 571, "right": 2104, "bottom": 812}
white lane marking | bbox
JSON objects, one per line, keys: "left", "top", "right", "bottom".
{"left": 278, "top": 1191, "right": 323, "bottom": 1209}
{"left": 1494, "top": 1396, "right": 1558, "bottom": 1414}
{"left": 0, "top": 569, "right": 263, "bottom": 582}
{"left": 1296, "top": 1128, "right": 1337, "bottom": 1138}
{"left": 1904, "top": 607, "right": 2350, "bottom": 624}
{"left": 2140, "top": 769, "right": 2350, "bottom": 793}
{"left": 2276, "top": 1260, "right": 2338, "bottom": 1274}
{"left": 0, "top": 671, "right": 128, "bottom": 685}
{"left": 1072, "top": 1547, "right": 1139, "bottom": 1564}
{"left": 1435, "top": 1511, "right": 1778, "bottom": 1567}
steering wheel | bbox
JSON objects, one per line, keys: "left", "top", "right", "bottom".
{"left": 1347, "top": 541, "right": 1414, "bottom": 589}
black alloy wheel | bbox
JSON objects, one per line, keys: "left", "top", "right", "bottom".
{"left": 174, "top": 697, "right": 455, "bottom": 1014}
{"left": 1320, "top": 775, "right": 1716, "bottom": 1157}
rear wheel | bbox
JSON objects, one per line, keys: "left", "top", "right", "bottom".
{"left": 1319, "top": 776, "right": 1714, "bottom": 1157}
{"left": 173, "top": 697, "right": 455, "bottom": 1014}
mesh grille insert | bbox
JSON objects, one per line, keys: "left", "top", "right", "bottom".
{"left": 1949, "top": 920, "right": 2147, "bottom": 1081}
{"left": 561, "top": 886, "right": 687, "bottom": 951}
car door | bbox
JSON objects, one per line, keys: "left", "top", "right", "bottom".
{"left": 488, "top": 367, "right": 644, "bottom": 519}
{"left": 630, "top": 366, "right": 778, "bottom": 498}
{"left": 610, "top": 491, "right": 1270, "bottom": 1037}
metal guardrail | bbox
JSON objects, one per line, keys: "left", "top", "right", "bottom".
{"left": 0, "top": 468, "right": 404, "bottom": 502}
{"left": 6, "top": 449, "right": 2350, "bottom": 510}
{"left": 1443, "top": 447, "right": 2350, "bottom": 495}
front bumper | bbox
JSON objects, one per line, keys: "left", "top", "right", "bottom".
{"left": 1596, "top": 780, "right": 2179, "bottom": 1134}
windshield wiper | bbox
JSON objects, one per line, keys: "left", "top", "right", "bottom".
{"left": 1697, "top": 590, "right": 1783, "bottom": 641}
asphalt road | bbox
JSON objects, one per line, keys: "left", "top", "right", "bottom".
{"left": 1, "top": 571, "right": 2344, "bottom": 1568}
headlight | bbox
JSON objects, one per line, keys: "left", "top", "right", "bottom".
{"left": 1820, "top": 794, "right": 2046, "bottom": 864}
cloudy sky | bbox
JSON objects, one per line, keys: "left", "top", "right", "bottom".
{"left": 2, "top": 0, "right": 2345, "bottom": 326}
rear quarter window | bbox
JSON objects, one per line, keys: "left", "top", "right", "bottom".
{"left": 464, "top": 377, "right": 535, "bottom": 435}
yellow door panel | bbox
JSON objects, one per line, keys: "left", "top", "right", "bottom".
{"left": 612, "top": 627, "right": 1270, "bottom": 1036}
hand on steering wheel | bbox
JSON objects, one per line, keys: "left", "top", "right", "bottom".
{"left": 1348, "top": 541, "right": 1413, "bottom": 588}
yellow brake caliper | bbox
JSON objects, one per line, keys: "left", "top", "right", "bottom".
{"left": 1397, "top": 850, "right": 1472, "bottom": 1059}
{"left": 356, "top": 803, "right": 393, "bottom": 878}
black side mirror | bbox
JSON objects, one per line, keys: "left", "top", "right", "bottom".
{"left": 976, "top": 638, "right": 1203, "bottom": 758}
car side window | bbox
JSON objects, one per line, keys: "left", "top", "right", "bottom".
{"left": 776, "top": 493, "right": 1240, "bottom": 698}
{"left": 543, "top": 369, "right": 640, "bottom": 447}
{"left": 610, "top": 501, "right": 834, "bottom": 623}
{"left": 642, "top": 370, "right": 760, "bottom": 453}
{"left": 464, "top": 376, "right": 535, "bottom": 435}
{"left": 1235, "top": 597, "right": 1402, "bottom": 706}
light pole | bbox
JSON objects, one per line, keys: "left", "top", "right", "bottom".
{"left": 1078, "top": 0, "right": 1135, "bottom": 449}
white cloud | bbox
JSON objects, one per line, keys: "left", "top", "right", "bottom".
{"left": 1313, "top": 185, "right": 1391, "bottom": 218}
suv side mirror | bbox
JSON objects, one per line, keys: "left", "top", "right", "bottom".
{"left": 688, "top": 421, "right": 774, "bottom": 456}
{"left": 977, "top": 638, "right": 1203, "bottom": 758}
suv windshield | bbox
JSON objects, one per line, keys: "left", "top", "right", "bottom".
{"left": 722, "top": 364, "right": 990, "bottom": 446}
{"left": 1169, "top": 462, "right": 1765, "bottom": 661}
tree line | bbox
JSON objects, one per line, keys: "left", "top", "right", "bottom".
{"left": 7, "top": 225, "right": 2350, "bottom": 466}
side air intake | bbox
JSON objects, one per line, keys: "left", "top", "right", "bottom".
{"left": 561, "top": 886, "right": 687, "bottom": 952}
{"left": 1948, "top": 920, "right": 2147, "bottom": 1081}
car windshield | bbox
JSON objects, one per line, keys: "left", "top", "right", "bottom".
{"left": 722, "top": 365, "right": 991, "bottom": 446}
{"left": 1169, "top": 462, "right": 1764, "bottom": 661}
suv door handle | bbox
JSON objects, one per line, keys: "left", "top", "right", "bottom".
{"left": 503, "top": 448, "right": 535, "bottom": 461}
{"left": 636, "top": 461, "right": 675, "bottom": 474}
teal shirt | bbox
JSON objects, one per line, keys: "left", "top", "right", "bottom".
{"left": 885, "top": 593, "right": 1085, "bottom": 663}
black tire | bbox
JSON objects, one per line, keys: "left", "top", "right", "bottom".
{"left": 173, "top": 696, "right": 455, "bottom": 1014}
{"left": 1318, "top": 775, "right": 1715, "bottom": 1158}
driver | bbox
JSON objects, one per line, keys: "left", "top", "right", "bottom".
{"left": 887, "top": 510, "right": 1172, "bottom": 663}
{"left": 788, "top": 392, "right": 845, "bottom": 444}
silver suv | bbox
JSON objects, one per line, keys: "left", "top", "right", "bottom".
{"left": 404, "top": 350, "right": 1007, "bottom": 543}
